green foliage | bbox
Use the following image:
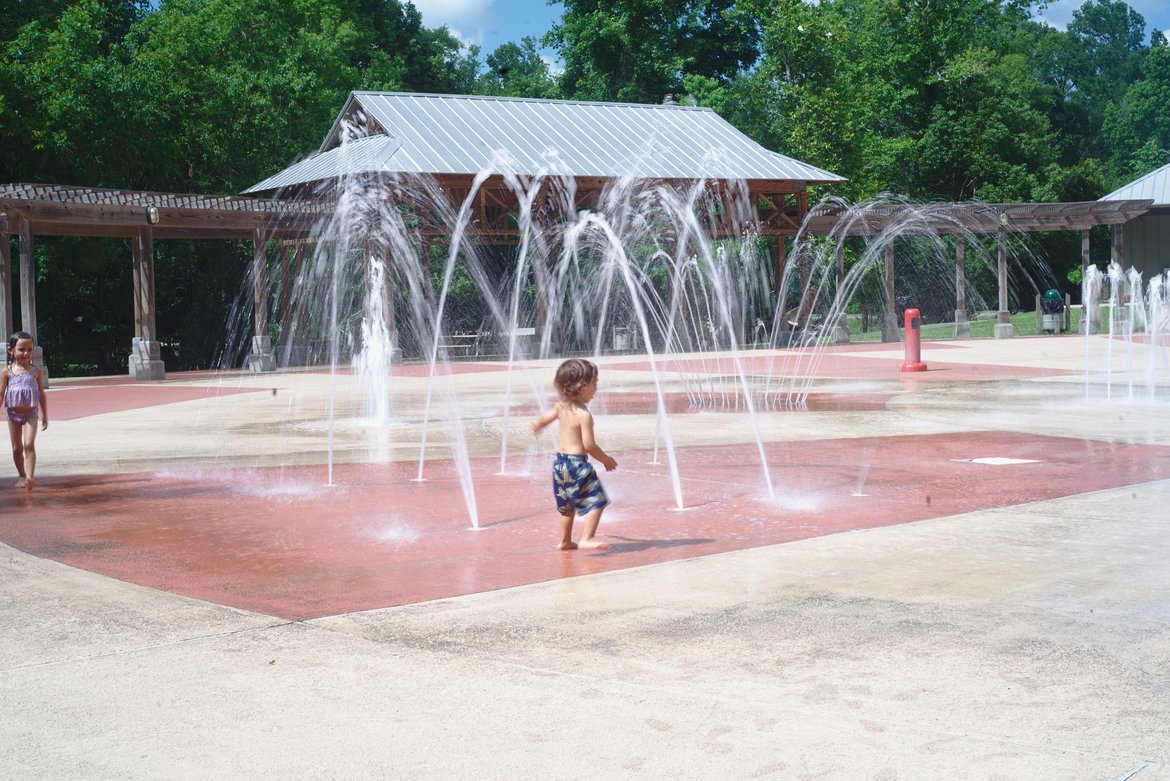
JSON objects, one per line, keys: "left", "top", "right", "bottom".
{"left": 478, "top": 37, "right": 560, "bottom": 98}
{"left": 4, "top": 0, "right": 1170, "bottom": 374}
{"left": 546, "top": 0, "right": 758, "bottom": 103}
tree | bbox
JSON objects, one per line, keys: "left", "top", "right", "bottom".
{"left": 545, "top": 0, "right": 758, "bottom": 104}
{"left": 0, "top": 0, "right": 150, "bottom": 184}
{"left": 478, "top": 37, "right": 560, "bottom": 98}
{"left": 1064, "top": 0, "right": 1150, "bottom": 159}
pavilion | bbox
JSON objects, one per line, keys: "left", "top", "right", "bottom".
{"left": 1099, "top": 160, "right": 1170, "bottom": 278}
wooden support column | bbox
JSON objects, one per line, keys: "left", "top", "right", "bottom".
{"left": 995, "top": 225, "right": 1013, "bottom": 338}
{"left": 831, "top": 240, "right": 850, "bottom": 343}
{"left": 13, "top": 214, "right": 47, "bottom": 374}
{"left": 16, "top": 214, "right": 37, "bottom": 342}
{"left": 0, "top": 231, "right": 12, "bottom": 340}
{"left": 380, "top": 238, "right": 398, "bottom": 357}
{"left": 1081, "top": 229, "right": 1096, "bottom": 334}
{"left": 129, "top": 226, "right": 165, "bottom": 380}
{"left": 289, "top": 243, "right": 309, "bottom": 362}
{"left": 1111, "top": 223, "right": 1125, "bottom": 270}
{"left": 954, "top": 235, "right": 970, "bottom": 338}
{"left": 278, "top": 242, "right": 292, "bottom": 338}
{"left": 273, "top": 241, "right": 303, "bottom": 366}
{"left": 881, "top": 241, "right": 899, "bottom": 343}
{"left": 247, "top": 230, "right": 275, "bottom": 371}
{"left": 797, "top": 234, "right": 811, "bottom": 328}
{"left": 773, "top": 235, "right": 785, "bottom": 307}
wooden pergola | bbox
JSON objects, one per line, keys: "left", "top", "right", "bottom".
{"left": 1, "top": 176, "right": 816, "bottom": 377}
{"left": 798, "top": 199, "right": 1155, "bottom": 340}
{"left": 0, "top": 183, "right": 326, "bottom": 379}
{"left": 1, "top": 181, "right": 1155, "bottom": 380}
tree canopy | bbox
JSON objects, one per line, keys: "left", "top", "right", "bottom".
{"left": 2, "top": 0, "right": 1168, "bottom": 374}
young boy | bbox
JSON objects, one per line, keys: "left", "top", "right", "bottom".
{"left": 531, "top": 358, "right": 618, "bottom": 550}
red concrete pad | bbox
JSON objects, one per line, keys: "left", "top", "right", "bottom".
{"left": 47, "top": 384, "right": 271, "bottom": 421}
{"left": 3, "top": 430, "right": 1169, "bottom": 621}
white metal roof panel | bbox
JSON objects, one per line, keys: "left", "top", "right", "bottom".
{"left": 246, "top": 134, "right": 402, "bottom": 194}
{"left": 245, "top": 92, "right": 845, "bottom": 194}
{"left": 1101, "top": 161, "right": 1170, "bottom": 206}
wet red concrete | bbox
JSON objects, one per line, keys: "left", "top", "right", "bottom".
{"left": 4, "top": 431, "right": 1169, "bottom": 621}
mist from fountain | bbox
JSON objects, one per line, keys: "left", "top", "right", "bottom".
{"left": 236, "top": 123, "right": 1089, "bottom": 525}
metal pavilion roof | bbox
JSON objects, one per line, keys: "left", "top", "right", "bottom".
{"left": 1100, "top": 161, "right": 1170, "bottom": 208}
{"left": 244, "top": 92, "right": 845, "bottom": 194}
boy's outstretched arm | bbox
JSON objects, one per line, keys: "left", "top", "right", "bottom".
{"left": 531, "top": 406, "right": 558, "bottom": 435}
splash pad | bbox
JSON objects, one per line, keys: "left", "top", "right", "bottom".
{"left": 8, "top": 118, "right": 1170, "bottom": 620}
{"left": 8, "top": 340, "right": 1170, "bottom": 620}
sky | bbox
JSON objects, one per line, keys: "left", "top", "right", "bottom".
{"left": 410, "top": 0, "right": 563, "bottom": 58}
{"left": 1034, "top": 0, "right": 1170, "bottom": 40}
{"left": 410, "top": 0, "right": 1170, "bottom": 61}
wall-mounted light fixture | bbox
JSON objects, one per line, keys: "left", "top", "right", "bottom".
{"left": 147, "top": 206, "right": 160, "bottom": 225}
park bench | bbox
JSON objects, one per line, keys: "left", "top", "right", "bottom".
{"left": 439, "top": 332, "right": 481, "bottom": 357}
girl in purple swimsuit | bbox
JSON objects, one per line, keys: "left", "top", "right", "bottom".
{"left": 2, "top": 331, "right": 49, "bottom": 491}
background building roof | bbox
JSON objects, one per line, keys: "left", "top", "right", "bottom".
{"left": 1100, "top": 161, "right": 1170, "bottom": 207}
{"left": 245, "top": 92, "right": 845, "bottom": 194}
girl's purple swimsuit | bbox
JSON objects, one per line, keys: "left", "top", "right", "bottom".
{"left": 4, "top": 370, "right": 39, "bottom": 423}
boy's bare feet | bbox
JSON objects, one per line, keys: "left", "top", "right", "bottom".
{"left": 25, "top": 477, "right": 35, "bottom": 492}
{"left": 14, "top": 477, "right": 26, "bottom": 489}
{"left": 557, "top": 541, "right": 578, "bottom": 551}
{"left": 578, "top": 538, "right": 607, "bottom": 549}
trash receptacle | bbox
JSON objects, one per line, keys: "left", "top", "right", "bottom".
{"left": 1041, "top": 289, "right": 1063, "bottom": 333}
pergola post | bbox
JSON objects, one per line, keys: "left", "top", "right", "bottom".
{"left": 1111, "top": 223, "right": 1125, "bottom": 269}
{"left": 798, "top": 234, "right": 812, "bottom": 328}
{"left": 881, "top": 241, "right": 899, "bottom": 343}
{"left": 954, "top": 235, "right": 970, "bottom": 338}
{"left": 994, "top": 225, "right": 1013, "bottom": 338}
{"left": 288, "top": 243, "right": 310, "bottom": 364}
{"left": 772, "top": 235, "right": 788, "bottom": 339}
{"left": 772, "top": 235, "right": 785, "bottom": 299}
{"left": 831, "top": 240, "right": 850, "bottom": 343}
{"left": 379, "top": 238, "right": 399, "bottom": 359}
{"left": 15, "top": 215, "right": 44, "bottom": 370}
{"left": 1, "top": 232, "right": 13, "bottom": 340}
{"left": 129, "top": 226, "right": 166, "bottom": 380}
{"left": 247, "top": 230, "right": 275, "bottom": 371}
{"left": 1081, "top": 229, "right": 1096, "bottom": 334}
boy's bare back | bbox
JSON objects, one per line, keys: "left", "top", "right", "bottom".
{"left": 550, "top": 400, "right": 594, "bottom": 456}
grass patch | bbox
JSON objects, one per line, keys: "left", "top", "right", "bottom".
{"left": 843, "top": 306, "right": 1114, "bottom": 342}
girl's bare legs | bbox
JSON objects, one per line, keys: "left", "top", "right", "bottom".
{"left": 578, "top": 506, "right": 607, "bottom": 548}
{"left": 557, "top": 512, "right": 577, "bottom": 550}
{"left": 8, "top": 420, "right": 25, "bottom": 488}
{"left": 19, "top": 420, "right": 36, "bottom": 490}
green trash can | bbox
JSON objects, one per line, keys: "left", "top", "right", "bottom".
{"left": 1041, "top": 289, "right": 1064, "bottom": 333}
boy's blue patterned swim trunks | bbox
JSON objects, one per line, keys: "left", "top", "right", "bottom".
{"left": 552, "top": 452, "right": 609, "bottom": 517}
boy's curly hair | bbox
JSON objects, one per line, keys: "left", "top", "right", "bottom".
{"left": 554, "top": 358, "right": 598, "bottom": 400}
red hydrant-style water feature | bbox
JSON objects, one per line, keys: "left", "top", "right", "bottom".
{"left": 900, "top": 308, "right": 928, "bottom": 372}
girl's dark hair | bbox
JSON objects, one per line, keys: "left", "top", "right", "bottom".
{"left": 554, "top": 358, "right": 598, "bottom": 399}
{"left": 7, "top": 331, "right": 33, "bottom": 364}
